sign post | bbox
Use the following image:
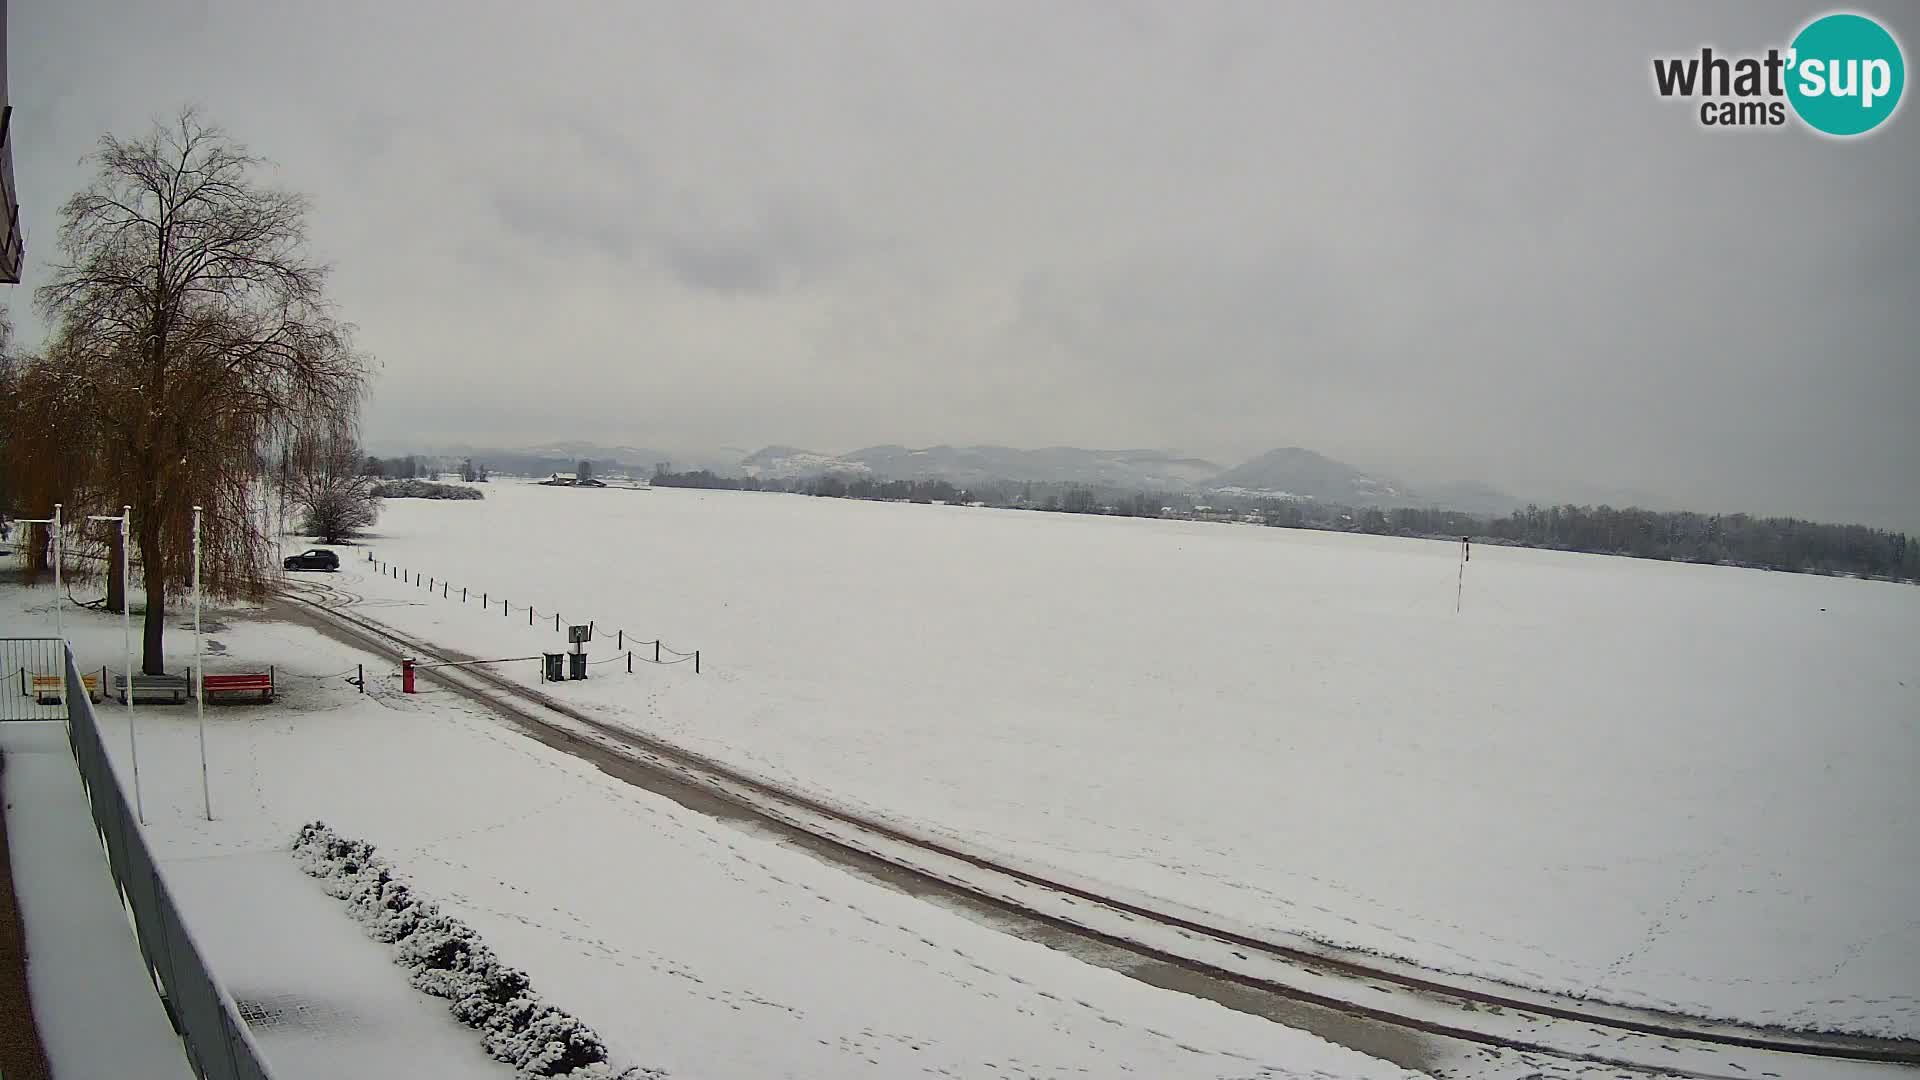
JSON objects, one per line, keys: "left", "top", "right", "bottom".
{"left": 567, "top": 624, "right": 591, "bottom": 680}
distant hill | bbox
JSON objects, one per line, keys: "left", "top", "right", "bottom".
{"left": 840, "top": 445, "right": 1221, "bottom": 489}
{"left": 741, "top": 445, "right": 873, "bottom": 480}
{"left": 739, "top": 444, "right": 1226, "bottom": 490}
{"left": 1205, "top": 447, "right": 1403, "bottom": 503}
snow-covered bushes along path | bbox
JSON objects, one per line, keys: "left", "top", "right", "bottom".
{"left": 292, "top": 823, "right": 660, "bottom": 1080}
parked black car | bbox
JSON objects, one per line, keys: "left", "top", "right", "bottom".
{"left": 283, "top": 549, "right": 340, "bottom": 571}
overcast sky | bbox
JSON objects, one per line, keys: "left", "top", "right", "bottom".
{"left": 9, "top": 2, "right": 1917, "bottom": 528}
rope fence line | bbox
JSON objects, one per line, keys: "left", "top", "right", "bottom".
{"left": 362, "top": 553, "right": 703, "bottom": 676}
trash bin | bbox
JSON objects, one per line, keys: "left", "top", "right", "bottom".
{"left": 568, "top": 651, "right": 587, "bottom": 680}
{"left": 542, "top": 652, "right": 564, "bottom": 682}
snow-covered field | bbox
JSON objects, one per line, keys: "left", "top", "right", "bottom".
{"left": 0, "top": 580, "right": 1417, "bottom": 1080}
{"left": 343, "top": 480, "right": 1918, "bottom": 1038}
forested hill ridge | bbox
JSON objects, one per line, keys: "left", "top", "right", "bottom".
{"left": 648, "top": 468, "right": 1920, "bottom": 584}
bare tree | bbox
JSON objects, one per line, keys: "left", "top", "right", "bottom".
{"left": 24, "top": 108, "right": 370, "bottom": 673}
{"left": 290, "top": 428, "right": 380, "bottom": 543}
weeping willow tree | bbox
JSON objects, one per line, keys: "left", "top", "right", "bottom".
{"left": 12, "top": 108, "right": 370, "bottom": 673}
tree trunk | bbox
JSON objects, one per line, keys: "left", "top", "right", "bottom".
{"left": 106, "top": 529, "right": 126, "bottom": 613}
{"left": 138, "top": 515, "right": 166, "bottom": 675}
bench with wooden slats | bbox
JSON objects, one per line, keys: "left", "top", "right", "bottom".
{"left": 200, "top": 670, "right": 275, "bottom": 702}
{"left": 30, "top": 673, "right": 102, "bottom": 704}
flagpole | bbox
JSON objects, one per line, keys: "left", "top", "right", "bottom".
{"left": 194, "top": 506, "right": 210, "bottom": 820}
{"left": 51, "top": 504, "right": 63, "bottom": 645}
{"left": 90, "top": 508, "right": 143, "bottom": 823}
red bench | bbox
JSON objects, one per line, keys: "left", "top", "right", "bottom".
{"left": 200, "top": 669, "right": 275, "bottom": 702}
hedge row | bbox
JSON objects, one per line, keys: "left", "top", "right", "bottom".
{"left": 292, "top": 822, "right": 662, "bottom": 1079}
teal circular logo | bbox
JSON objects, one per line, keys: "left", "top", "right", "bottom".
{"left": 1786, "top": 13, "right": 1905, "bottom": 136}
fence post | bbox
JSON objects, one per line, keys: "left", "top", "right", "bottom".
{"left": 654, "top": 640, "right": 660, "bottom": 663}
{"left": 555, "top": 613, "right": 560, "bottom": 631}
{"left": 358, "top": 663, "right": 364, "bottom": 693}
{"left": 617, "top": 629, "right": 622, "bottom": 649}
{"left": 443, "top": 582, "right": 448, "bottom": 598}
{"left": 694, "top": 650, "right": 701, "bottom": 675}
{"left": 529, "top": 607, "right": 534, "bottom": 626}
{"left": 463, "top": 587, "right": 467, "bottom": 602}
{"left": 627, "top": 651, "right": 632, "bottom": 674}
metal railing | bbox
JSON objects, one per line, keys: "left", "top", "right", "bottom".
{"left": 0, "top": 637, "right": 68, "bottom": 720}
{"left": 61, "top": 645, "right": 277, "bottom": 1079}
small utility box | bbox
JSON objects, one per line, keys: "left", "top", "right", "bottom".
{"left": 542, "top": 653, "right": 564, "bottom": 682}
{"left": 567, "top": 652, "right": 587, "bottom": 680}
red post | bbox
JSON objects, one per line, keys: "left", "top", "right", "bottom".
{"left": 402, "top": 657, "right": 416, "bottom": 694}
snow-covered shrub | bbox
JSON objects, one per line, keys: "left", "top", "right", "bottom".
{"left": 291, "top": 822, "right": 662, "bottom": 1079}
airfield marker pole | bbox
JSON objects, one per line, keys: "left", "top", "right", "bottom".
{"left": 1456, "top": 536, "right": 1469, "bottom": 614}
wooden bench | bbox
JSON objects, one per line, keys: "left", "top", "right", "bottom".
{"left": 112, "top": 673, "right": 191, "bottom": 705}
{"left": 30, "top": 673, "right": 102, "bottom": 705}
{"left": 200, "top": 669, "right": 275, "bottom": 703}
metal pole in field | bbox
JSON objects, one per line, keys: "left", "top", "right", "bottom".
{"left": 92, "top": 508, "right": 141, "bottom": 823}
{"left": 193, "top": 506, "right": 210, "bottom": 820}
{"left": 1456, "top": 536, "right": 1469, "bottom": 614}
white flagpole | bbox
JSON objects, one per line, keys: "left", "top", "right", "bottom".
{"left": 52, "top": 503, "right": 63, "bottom": 645}
{"left": 88, "top": 510, "right": 141, "bottom": 820}
{"left": 194, "top": 506, "right": 210, "bottom": 820}
{"left": 87, "top": 508, "right": 142, "bottom": 823}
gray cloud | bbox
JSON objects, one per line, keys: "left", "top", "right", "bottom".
{"left": 7, "top": 0, "right": 1917, "bottom": 529}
